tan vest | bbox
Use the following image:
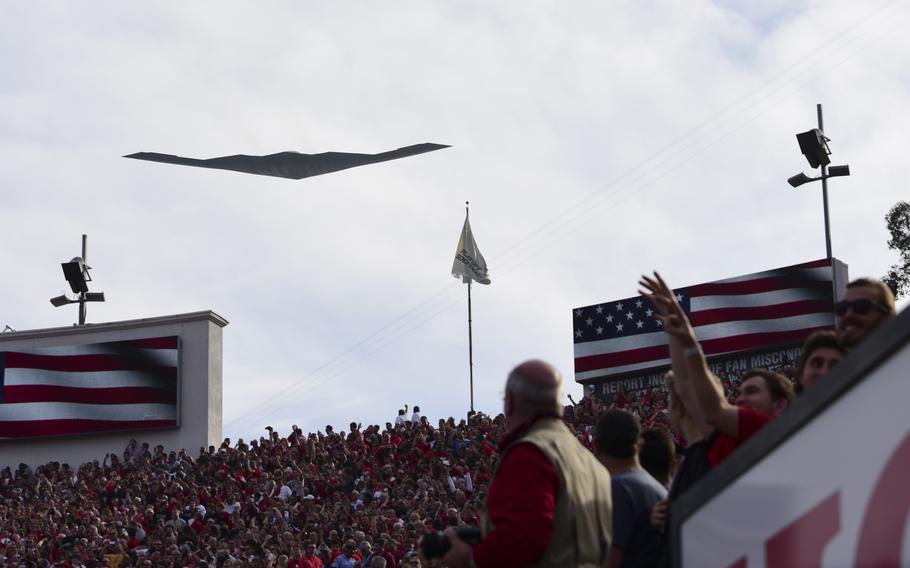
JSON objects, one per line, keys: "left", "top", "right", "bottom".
{"left": 485, "top": 418, "right": 612, "bottom": 568}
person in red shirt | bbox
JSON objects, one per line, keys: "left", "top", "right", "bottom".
{"left": 295, "top": 543, "right": 322, "bottom": 568}
{"left": 640, "top": 272, "right": 794, "bottom": 460}
{"left": 642, "top": 272, "right": 796, "bottom": 567}
{"left": 189, "top": 512, "right": 205, "bottom": 536}
{"left": 438, "top": 359, "right": 611, "bottom": 568}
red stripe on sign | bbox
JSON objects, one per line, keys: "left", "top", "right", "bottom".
{"left": 0, "top": 419, "right": 177, "bottom": 438}
{"left": 689, "top": 300, "right": 834, "bottom": 327}
{"left": 3, "top": 353, "right": 177, "bottom": 376}
{"left": 689, "top": 276, "right": 832, "bottom": 297}
{"left": 125, "top": 337, "right": 178, "bottom": 349}
{"left": 574, "top": 326, "right": 833, "bottom": 374}
{"left": 575, "top": 344, "right": 670, "bottom": 373}
{"left": 699, "top": 326, "right": 833, "bottom": 355}
{"left": 1, "top": 386, "right": 177, "bottom": 405}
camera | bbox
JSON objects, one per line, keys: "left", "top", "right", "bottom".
{"left": 419, "top": 527, "right": 482, "bottom": 559}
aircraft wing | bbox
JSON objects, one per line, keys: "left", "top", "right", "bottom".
{"left": 124, "top": 142, "right": 450, "bottom": 180}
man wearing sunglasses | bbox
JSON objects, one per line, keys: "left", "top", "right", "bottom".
{"left": 835, "top": 278, "right": 896, "bottom": 349}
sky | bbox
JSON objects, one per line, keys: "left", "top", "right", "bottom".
{"left": 2, "top": 1, "right": 909, "bottom": 442}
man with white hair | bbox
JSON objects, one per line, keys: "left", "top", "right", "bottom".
{"left": 441, "top": 360, "right": 612, "bottom": 568}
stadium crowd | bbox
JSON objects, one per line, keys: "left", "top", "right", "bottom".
{"left": 0, "top": 276, "right": 897, "bottom": 568}
{"left": 0, "top": 398, "right": 612, "bottom": 568}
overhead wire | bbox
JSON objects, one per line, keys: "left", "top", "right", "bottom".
{"left": 224, "top": 0, "right": 908, "bottom": 435}
{"left": 226, "top": 0, "right": 905, "bottom": 435}
{"left": 492, "top": 0, "right": 910, "bottom": 277}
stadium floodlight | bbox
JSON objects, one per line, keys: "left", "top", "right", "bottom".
{"left": 61, "top": 257, "right": 90, "bottom": 293}
{"left": 827, "top": 164, "right": 850, "bottom": 177}
{"left": 796, "top": 128, "right": 831, "bottom": 169}
{"left": 50, "top": 294, "right": 75, "bottom": 307}
{"left": 49, "top": 235, "right": 105, "bottom": 325}
{"left": 789, "top": 166, "right": 850, "bottom": 188}
{"left": 788, "top": 104, "right": 851, "bottom": 260}
{"left": 788, "top": 173, "right": 816, "bottom": 188}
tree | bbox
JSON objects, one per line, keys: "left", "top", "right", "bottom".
{"left": 883, "top": 201, "right": 910, "bottom": 299}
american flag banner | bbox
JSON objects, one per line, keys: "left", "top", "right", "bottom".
{"left": 0, "top": 336, "right": 179, "bottom": 439}
{"left": 573, "top": 259, "right": 846, "bottom": 383}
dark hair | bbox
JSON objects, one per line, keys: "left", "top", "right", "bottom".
{"left": 741, "top": 368, "right": 795, "bottom": 403}
{"left": 797, "top": 331, "right": 844, "bottom": 374}
{"left": 639, "top": 428, "right": 675, "bottom": 484}
{"left": 594, "top": 409, "right": 640, "bottom": 459}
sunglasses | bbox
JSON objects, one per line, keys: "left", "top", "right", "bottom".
{"left": 835, "top": 298, "right": 887, "bottom": 317}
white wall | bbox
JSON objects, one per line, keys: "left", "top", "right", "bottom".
{"left": 0, "top": 311, "right": 227, "bottom": 469}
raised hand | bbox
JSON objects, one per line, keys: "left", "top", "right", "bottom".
{"left": 639, "top": 272, "right": 697, "bottom": 349}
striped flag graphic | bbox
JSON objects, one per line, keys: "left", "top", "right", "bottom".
{"left": 573, "top": 259, "right": 844, "bottom": 382}
{"left": 0, "top": 336, "right": 179, "bottom": 438}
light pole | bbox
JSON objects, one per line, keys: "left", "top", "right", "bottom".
{"left": 49, "top": 234, "right": 105, "bottom": 325}
{"left": 788, "top": 104, "right": 851, "bottom": 259}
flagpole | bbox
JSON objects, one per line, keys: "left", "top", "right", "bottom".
{"left": 467, "top": 278, "right": 475, "bottom": 413}
{"left": 465, "top": 201, "right": 475, "bottom": 413}
{"left": 79, "top": 234, "right": 87, "bottom": 326}
{"left": 453, "top": 200, "right": 488, "bottom": 416}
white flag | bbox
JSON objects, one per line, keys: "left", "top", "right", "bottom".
{"left": 451, "top": 213, "right": 491, "bottom": 285}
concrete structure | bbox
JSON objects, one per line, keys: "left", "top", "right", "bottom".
{"left": 0, "top": 311, "right": 227, "bottom": 469}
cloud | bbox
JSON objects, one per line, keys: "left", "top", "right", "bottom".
{"left": 2, "top": 1, "right": 909, "bottom": 440}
